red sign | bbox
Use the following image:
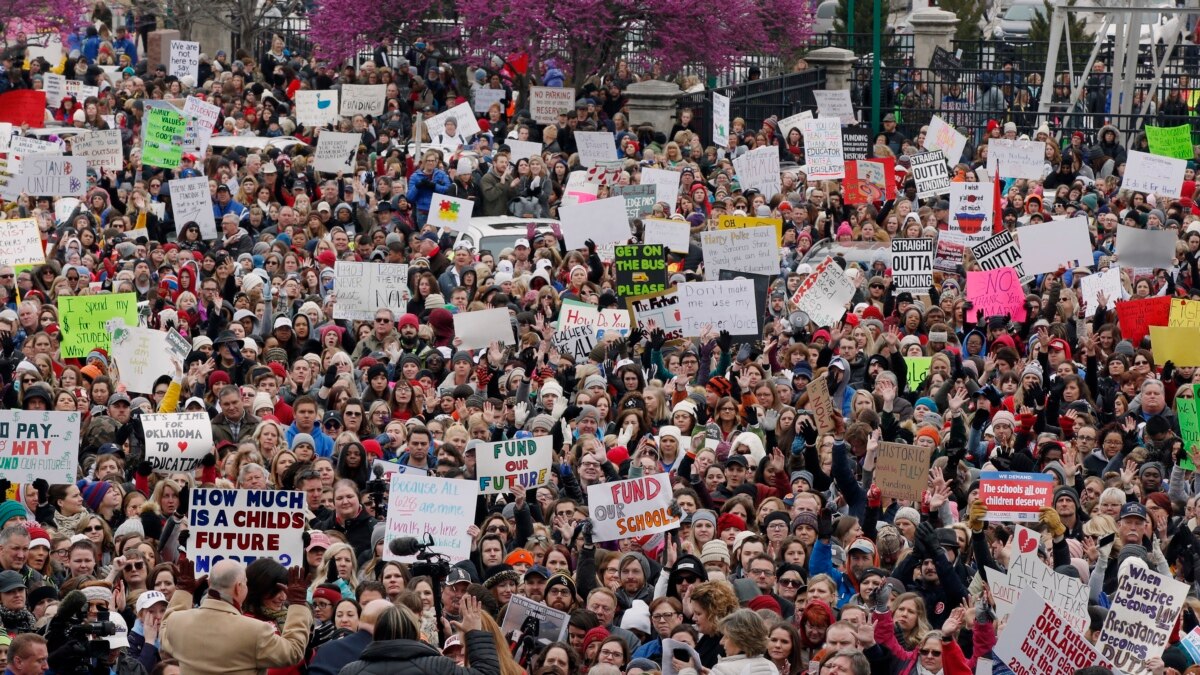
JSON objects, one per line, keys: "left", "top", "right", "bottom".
{"left": 1116, "top": 295, "right": 1170, "bottom": 348}
{"left": 0, "top": 91, "right": 47, "bottom": 127}
{"left": 978, "top": 471, "right": 1053, "bottom": 522}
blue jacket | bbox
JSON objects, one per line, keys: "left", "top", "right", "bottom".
{"left": 112, "top": 37, "right": 138, "bottom": 64}
{"left": 213, "top": 198, "right": 249, "bottom": 222}
{"left": 809, "top": 539, "right": 857, "bottom": 608}
{"left": 405, "top": 170, "right": 451, "bottom": 213}
{"left": 309, "top": 629, "right": 373, "bottom": 675}
{"left": 286, "top": 424, "right": 335, "bottom": 457}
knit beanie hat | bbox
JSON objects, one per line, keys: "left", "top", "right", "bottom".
{"left": 76, "top": 480, "right": 111, "bottom": 512}
{"left": 895, "top": 507, "right": 922, "bottom": 526}
{"left": 0, "top": 501, "right": 24, "bottom": 527}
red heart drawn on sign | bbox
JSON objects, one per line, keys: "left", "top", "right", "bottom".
{"left": 1017, "top": 528, "right": 1037, "bottom": 553}
{"left": 178, "top": 441, "right": 188, "bottom": 453}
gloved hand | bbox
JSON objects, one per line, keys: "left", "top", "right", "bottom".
{"left": 580, "top": 518, "right": 594, "bottom": 546}
{"left": 916, "top": 522, "right": 938, "bottom": 557}
{"left": 175, "top": 555, "right": 200, "bottom": 593}
{"left": 550, "top": 396, "right": 568, "bottom": 422}
{"left": 869, "top": 581, "right": 894, "bottom": 614}
{"left": 627, "top": 327, "right": 644, "bottom": 346}
{"left": 323, "top": 365, "right": 338, "bottom": 388}
{"left": 33, "top": 479, "right": 48, "bottom": 505}
{"left": 976, "top": 595, "right": 995, "bottom": 623}
{"left": 513, "top": 401, "right": 529, "bottom": 427}
{"left": 966, "top": 499, "right": 988, "bottom": 533}
{"left": 799, "top": 418, "right": 819, "bottom": 446}
{"left": 717, "top": 330, "right": 733, "bottom": 353}
{"left": 177, "top": 529, "right": 190, "bottom": 549}
{"left": 1039, "top": 506, "right": 1066, "bottom": 538}
{"left": 201, "top": 453, "right": 216, "bottom": 469}
{"left": 762, "top": 409, "right": 779, "bottom": 432}
{"left": 649, "top": 329, "right": 667, "bottom": 350}
{"left": 285, "top": 566, "right": 311, "bottom": 606}
{"left": 326, "top": 562, "right": 339, "bottom": 583}
{"left": 136, "top": 461, "right": 154, "bottom": 478}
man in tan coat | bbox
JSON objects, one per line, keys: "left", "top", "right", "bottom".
{"left": 161, "top": 558, "right": 312, "bottom": 675}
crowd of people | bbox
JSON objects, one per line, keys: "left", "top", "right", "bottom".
{"left": 1, "top": 5, "right": 1200, "bottom": 675}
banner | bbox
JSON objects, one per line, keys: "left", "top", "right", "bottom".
{"left": 71, "top": 129, "right": 122, "bottom": 171}
{"left": 0, "top": 410, "right": 80, "bottom": 484}
{"left": 1116, "top": 223, "right": 1177, "bottom": 269}
{"left": 295, "top": 90, "right": 340, "bottom": 127}
{"left": 613, "top": 245, "right": 666, "bottom": 297}
{"left": 110, "top": 324, "right": 172, "bottom": 394}
{"left": 732, "top": 145, "right": 781, "bottom": 196}
{"left": 453, "top": 307, "right": 516, "bottom": 350}
{"left": 612, "top": 184, "right": 656, "bottom": 221}
{"left": 1125, "top": 150, "right": 1186, "bottom": 198}
{"left": 58, "top": 293, "right": 138, "bottom": 359}
{"left": 168, "top": 176, "right": 218, "bottom": 239}
{"left": 1117, "top": 296, "right": 1171, "bottom": 347}
{"left": 875, "top": 442, "right": 932, "bottom": 502}
{"left": 0, "top": 218, "right": 45, "bottom": 267}
{"left": 143, "top": 108, "right": 187, "bottom": 168}
{"left": 167, "top": 40, "right": 200, "bottom": 81}
{"left": 187, "top": 488, "right": 305, "bottom": 574}
{"left": 477, "top": 436, "right": 554, "bottom": 494}
{"left": 971, "top": 230, "right": 1029, "bottom": 282}
{"left": 142, "top": 411, "right": 214, "bottom": 473}
{"left": 1145, "top": 124, "right": 1194, "bottom": 160}
{"left": 790, "top": 256, "right": 855, "bottom": 327}
{"left": 812, "top": 90, "right": 855, "bottom": 125}
{"left": 711, "top": 92, "right": 730, "bottom": 145}
{"left": 978, "top": 471, "right": 1053, "bottom": 522}
{"left": 967, "top": 268, "right": 1028, "bottom": 322}
{"left": 1096, "top": 564, "right": 1188, "bottom": 674}
{"left": 1017, "top": 217, "right": 1092, "bottom": 275}
{"left": 427, "top": 193, "right": 475, "bottom": 232}
{"left": 530, "top": 87, "right": 575, "bottom": 124}
{"left": 677, "top": 279, "right": 758, "bottom": 336}
{"left": 994, "top": 593, "right": 1114, "bottom": 675}
{"left": 314, "top": 131, "right": 360, "bottom": 174}
{"left": 911, "top": 150, "right": 950, "bottom": 198}
{"left": 799, "top": 117, "right": 845, "bottom": 180}
{"left": 385, "top": 474, "right": 477, "bottom": 562}
{"left": 701, "top": 226, "right": 778, "bottom": 279}
{"left": 628, "top": 288, "right": 683, "bottom": 342}
{"left": 332, "top": 261, "right": 410, "bottom": 321}
{"left": 339, "top": 84, "right": 387, "bottom": 117}
{"left": 587, "top": 474, "right": 679, "bottom": 542}
{"left": 1169, "top": 297, "right": 1200, "bottom": 328}
{"left": 890, "top": 239, "right": 933, "bottom": 293}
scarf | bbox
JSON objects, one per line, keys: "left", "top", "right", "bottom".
{"left": 53, "top": 510, "right": 88, "bottom": 534}
{"left": 0, "top": 607, "right": 35, "bottom": 634}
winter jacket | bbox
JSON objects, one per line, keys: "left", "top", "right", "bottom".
{"left": 338, "top": 631, "right": 501, "bottom": 675}
{"left": 314, "top": 507, "right": 378, "bottom": 563}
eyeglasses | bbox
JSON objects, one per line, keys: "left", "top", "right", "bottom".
{"left": 0, "top": 274, "right": 13, "bottom": 279}
{"left": 83, "top": 525, "right": 104, "bottom": 533}
{"left": 651, "top": 612, "right": 678, "bottom": 621}
{"left": 779, "top": 577, "right": 803, "bottom": 587}
{"left": 344, "top": 411, "right": 361, "bottom": 417}
{"left": 53, "top": 548, "right": 70, "bottom": 557}
{"left": 324, "top": 421, "right": 342, "bottom": 429}
{"left": 767, "top": 522, "right": 789, "bottom": 530}
{"left": 599, "top": 649, "right": 624, "bottom": 658}
{"left": 748, "top": 568, "right": 774, "bottom": 577}
{"left": 486, "top": 526, "right": 508, "bottom": 534}
{"left": 720, "top": 407, "right": 736, "bottom": 412}
{"left": 919, "top": 649, "right": 943, "bottom": 657}
{"left": 313, "top": 600, "right": 332, "bottom": 609}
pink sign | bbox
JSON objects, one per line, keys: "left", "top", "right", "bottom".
{"left": 967, "top": 268, "right": 1028, "bottom": 323}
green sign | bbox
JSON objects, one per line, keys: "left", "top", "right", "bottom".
{"left": 58, "top": 293, "right": 139, "bottom": 359}
{"left": 904, "top": 356, "right": 932, "bottom": 393}
{"left": 143, "top": 108, "right": 187, "bottom": 168}
{"left": 1177, "top": 384, "right": 1200, "bottom": 470}
{"left": 1145, "top": 124, "right": 1194, "bottom": 161}
{"left": 613, "top": 244, "right": 666, "bottom": 298}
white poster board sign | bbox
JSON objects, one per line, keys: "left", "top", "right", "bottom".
{"left": 168, "top": 40, "right": 200, "bottom": 81}
{"left": 453, "top": 308, "right": 516, "bottom": 350}
{"left": 332, "top": 261, "right": 411, "bottom": 321}
{"left": 142, "top": 411, "right": 215, "bottom": 473}
{"left": 700, "top": 226, "right": 777, "bottom": 279}
{"left": 71, "top": 129, "right": 122, "bottom": 171}
{"left": 314, "top": 131, "right": 360, "bottom": 174}
{"left": 640, "top": 168, "right": 681, "bottom": 213}
{"left": 812, "top": 89, "right": 855, "bottom": 124}
{"left": 186, "top": 489, "right": 305, "bottom": 574}
{"left": 385, "top": 474, "right": 477, "bottom": 562}
{"left": 0, "top": 218, "right": 45, "bottom": 267}
{"left": 1124, "top": 150, "right": 1186, "bottom": 199}
{"left": 799, "top": 117, "right": 845, "bottom": 180}
{"left": 168, "top": 176, "right": 218, "bottom": 239}
{"left": 0, "top": 410, "right": 80, "bottom": 484}
{"left": 711, "top": 92, "right": 730, "bottom": 145}
{"left": 732, "top": 145, "right": 781, "bottom": 196}
{"left": 677, "top": 279, "right": 759, "bottom": 336}
{"left": 425, "top": 102, "right": 481, "bottom": 139}
{"left": 789, "top": 256, "right": 856, "bottom": 327}
{"left": 530, "top": 87, "right": 575, "bottom": 124}
{"left": 559, "top": 197, "right": 630, "bottom": 251}
{"left": 295, "top": 91, "right": 340, "bottom": 127}
{"left": 642, "top": 218, "right": 691, "bottom": 254}
{"left": 110, "top": 324, "right": 172, "bottom": 394}
{"left": 476, "top": 436, "right": 554, "bottom": 494}
{"left": 586, "top": 474, "right": 680, "bottom": 542}
{"left": 340, "top": 84, "right": 386, "bottom": 117}
{"left": 1017, "top": 217, "right": 1093, "bottom": 275}
{"left": 575, "top": 131, "right": 618, "bottom": 168}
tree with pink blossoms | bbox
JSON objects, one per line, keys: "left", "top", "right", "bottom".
{"left": 0, "top": 0, "right": 88, "bottom": 57}
{"left": 310, "top": 0, "right": 816, "bottom": 88}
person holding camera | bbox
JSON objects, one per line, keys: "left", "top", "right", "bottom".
{"left": 159, "top": 557, "right": 312, "bottom": 675}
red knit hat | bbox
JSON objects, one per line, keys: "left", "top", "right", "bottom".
{"left": 312, "top": 585, "right": 342, "bottom": 606}
{"left": 916, "top": 426, "right": 941, "bottom": 445}
{"left": 717, "top": 513, "right": 746, "bottom": 533}
{"left": 747, "top": 595, "right": 782, "bottom": 614}
{"left": 362, "top": 439, "right": 383, "bottom": 459}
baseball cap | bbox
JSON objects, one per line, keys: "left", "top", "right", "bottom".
{"left": 524, "top": 565, "right": 550, "bottom": 580}
{"left": 108, "top": 392, "right": 131, "bottom": 406}
{"left": 0, "top": 571, "right": 23, "bottom": 593}
{"left": 848, "top": 539, "right": 877, "bottom": 556}
{"left": 447, "top": 568, "right": 472, "bottom": 586}
{"left": 108, "top": 613, "right": 130, "bottom": 649}
{"left": 306, "top": 531, "right": 332, "bottom": 551}
{"left": 1119, "top": 502, "right": 1148, "bottom": 521}
{"left": 135, "top": 590, "right": 168, "bottom": 613}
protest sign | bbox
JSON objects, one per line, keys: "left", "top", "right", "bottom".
{"left": 978, "top": 472, "right": 1053, "bottom": 522}
{"left": 0, "top": 410, "right": 79, "bottom": 484}
{"left": 1017, "top": 217, "right": 1092, "bottom": 275}
{"left": 15, "top": 155, "right": 85, "bottom": 197}
{"left": 813, "top": 90, "right": 855, "bottom": 125}
{"left": 799, "top": 118, "right": 845, "bottom": 180}
{"left": 701, "top": 226, "right": 778, "bottom": 279}
{"left": 64, "top": 80, "right": 98, "bottom": 102}
{"left": 677, "top": 279, "right": 758, "bottom": 336}
{"left": 427, "top": 193, "right": 475, "bottom": 232}
{"left": 385, "top": 474, "right": 477, "bottom": 562}
{"left": 575, "top": 131, "right": 618, "bottom": 167}
{"left": 875, "top": 442, "right": 933, "bottom": 502}
{"left": 561, "top": 171, "right": 597, "bottom": 207}
{"left": 473, "top": 87, "right": 506, "bottom": 114}
{"left": 1117, "top": 296, "right": 1171, "bottom": 347}
{"left": 910, "top": 150, "right": 950, "bottom": 198}
{"left": 790, "top": 256, "right": 855, "bottom": 327}
{"left": 501, "top": 595, "right": 570, "bottom": 659}
{"left": 295, "top": 90, "right": 340, "bottom": 127}
{"left": 971, "top": 230, "right": 1029, "bottom": 281}
{"left": 506, "top": 139, "right": 543, "bottom": 162}
{"left": 612, "top": 184, "right": 657, "bottom": 220}
{"left": 640, "top": 167, "right": 681, "bottom": 212}
{"left": 711, "top": 91, "right": 730, "bottom": 146}
{"left": 558, "top": 298, "right": 599, "bottom": 329}
{"left": 628, "top": 289, "right": 684, "bottom": 342}
{"left": 844, "top": 157, "right": 895, "bottom": 205}
{"left": 1145, "top": 124, "right": 1194, "bottom": 160}
{"left": 332, "top": 261, "right": 411, "bottom": 321}
{"left": 187, "top": 489, "right": 305, "bottom": 574}
{"left": 992, "top": 548, "right": 1089, "bottom": 633}
{"left": 169, "top": 176, "right": 218, "bottom": 239}
{"left": 841, "top": 125, "right": 872, "bottom": 160}
{"left": 142, "top": 412, "right": 214, "bottom": 473}
{"left": 530, "top": 87, "right": 575, "bottom": 124}
{"left": 594, "top": 309, "right": 630, "bottom": 340}
{"left": 0, "top": 218, "right": 44, "bottom": 267}
{"left": 949, "top": 181, "right": 994, "bottom": 240}
{"left": 314, "top": 131, "right": 360, "bottom": 174}
{"left": 42, "top": 73, "right": 65, "bottom": 107}
{"left": 613, "top": 245, "right": 666, "bottom": 297}
{"left": 994, "top": 593, "right": 1113, "bottom": 675}
{"left": 1116, "top": 223, "right": 1177, "bottom": 269}
{"left": 182, "top": 96, "right": 221, "bottom": 155}
{"left": 1096, "top": 564, "right": 1188, "bottom": 674}
{"left": 904, "top": 356, "right": 931, "bottom": 392}
{"left": 71, "top": 129, "right": 122, "bottom": 171}
{"left": 1170, "top": 297, "right": 1200, "bottom": 328}
{"left": 58, "top": 293, "right": 138, "bottom": 359}
{"left": 1125, "top": 150, "right": 1186, "bottom": 198}
{"left": 1150, "top": 325, "right": 1200, "bottom": 366}
{"left": 926, "top": 115, "right": 967, "bottom": 166}
{"left": 987, "top": 139, "right": 1045, "bottom": 180}
{"left": 110, "top": 325, "right": 172, "bottom": 394}
{"left": 1180, "top": 387, "right": 1200, "bottom": 470}
{"left": 716, "top": 215, "right": 783, "bottom": 245}
{"left": 168, "top": 40, "right": 200, "bottom": 81}
{"left": 0, "top": 91, "right": 47, "bottom": 128}
{"left": 1079, "top": 266, "right": 1121, "bottom": 318}
{"left": 807, "top": 375, "right": 837, "bottom": 435}
{"left": 9, "top": 136, "right": 60, "bottom": 156}
{"left": 453, "top": 308, "right": 516, "bottom": 351}
{"left": 1183, "top": 626, "right": 1200, "bottom": 663}
{"left": 143, "top": 108, "right": 187, "bottom": 168}
{"left": 425, "top": 102, "right": 481, "bottom": 139}
{"left": 732, "top": 145, "right": 781, "bottom": 196}
{"left": 340, "top": 84, "right": 387, "bottom": 116}
{"left": 165, "top": 329, "right": 191, "bottom": 364}
{"left": 967, "top": 268, "right": 1027, "bottom": 322}
{"left": 587, "top": 474, "right": 680, "bottom": 542}
{"left": 717, "top": 270, "right": 770, "bottom": 329}
{"left": 559, "top": 197, "right": 630, "bottom": 251}
{"left": 477, "top": 436, "right": 554, "bottom": 494}
{"left": 552, "top": 323, "right": 596, "bottom": 363}
{"left": 777, "top": 111, "right": 812, "bottom": 140}
{"left": 890, "top": 239, "right": 933, "bottom": 293}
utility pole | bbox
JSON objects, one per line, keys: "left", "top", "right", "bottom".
{"left": 871, "top": 0, "right": 881, "bottom": 131}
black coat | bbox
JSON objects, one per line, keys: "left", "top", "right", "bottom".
{"left": 315, "top": 508, "right": 378, "bottom": 564}
{"left": 338, "top": 631, "right": 500, "bottom": 675}
{"left": 309, "top": 629, "right": 371, "bottom": 675}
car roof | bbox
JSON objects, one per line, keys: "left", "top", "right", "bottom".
{"left": 464, "top": 217, "right": 559, "bottom": 235}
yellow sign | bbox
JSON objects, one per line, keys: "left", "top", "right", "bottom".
{"left": 1150, "top": 325, "right": 1200, "bottom": 366}
{"left": 1169, "top": 298, "right": 1200, "bottom": 328}
{"left": 717, "top": 215, "right": 783, "bottom": 246}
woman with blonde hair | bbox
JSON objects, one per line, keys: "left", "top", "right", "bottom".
{"left": 309, "top": 542, "right": 360, "bottom": 600}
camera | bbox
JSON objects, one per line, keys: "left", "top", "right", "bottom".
{"left": 57, "top": 611, "right": 117, "bottom": 675}
{"left": 366, "top": 465, "right": 389, "bottom": 518}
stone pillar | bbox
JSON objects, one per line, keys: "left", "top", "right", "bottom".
{"left": 189, "top": 17, "right": 232, "bottom": 64}
{"left": 909, "top": 8, "right": 958, "bottom": 69}
{"left": 147, "top": 30, "right": 179, "bottom": 73}
{"left": 803, "top": 47, "right": 856, "bottom": 91}
{"left": 625, "top": 79, "right": 683, "bottom": 135}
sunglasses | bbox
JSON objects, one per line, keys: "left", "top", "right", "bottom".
{"left": 920, "top": 649, "right": 943, "bottom": 657}
{"left": 486, "top": 525, "right": 508, "bottom": 534}
{"left": 778, "top": 577, "right": 803, "bottom": 587}
{"left": 123, "top": 561, "right": 145, "bottom": 572}
{"left": 83, "top": 525, "right": 104, "bottom": 533}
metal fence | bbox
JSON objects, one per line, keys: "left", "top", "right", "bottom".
{"left": 677, "top": 68, "right": 827, "bottom": 147}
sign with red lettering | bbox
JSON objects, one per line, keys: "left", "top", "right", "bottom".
{"left": 994, "top": 593, "right": 1115, "bottom": 675}
{"left": 0, "top": 410, "right": 79, "bottom": 484}
{"left": 978, "top": 471, "right": 1053, "bottom": 522}
{"left": 1117, "top": 296, "right": 1171, "bottom": 347}
{"left": 477, "top": 436, "right": 553, "bottom": 494}
{"left": 587, "top": 474, "right": 680, "bottom": 542}
{"left": 142, "top": 412, "right": 214, "bottom": 473}
{"left": 186, "top": 488, "right": 306, "bottom": 574}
